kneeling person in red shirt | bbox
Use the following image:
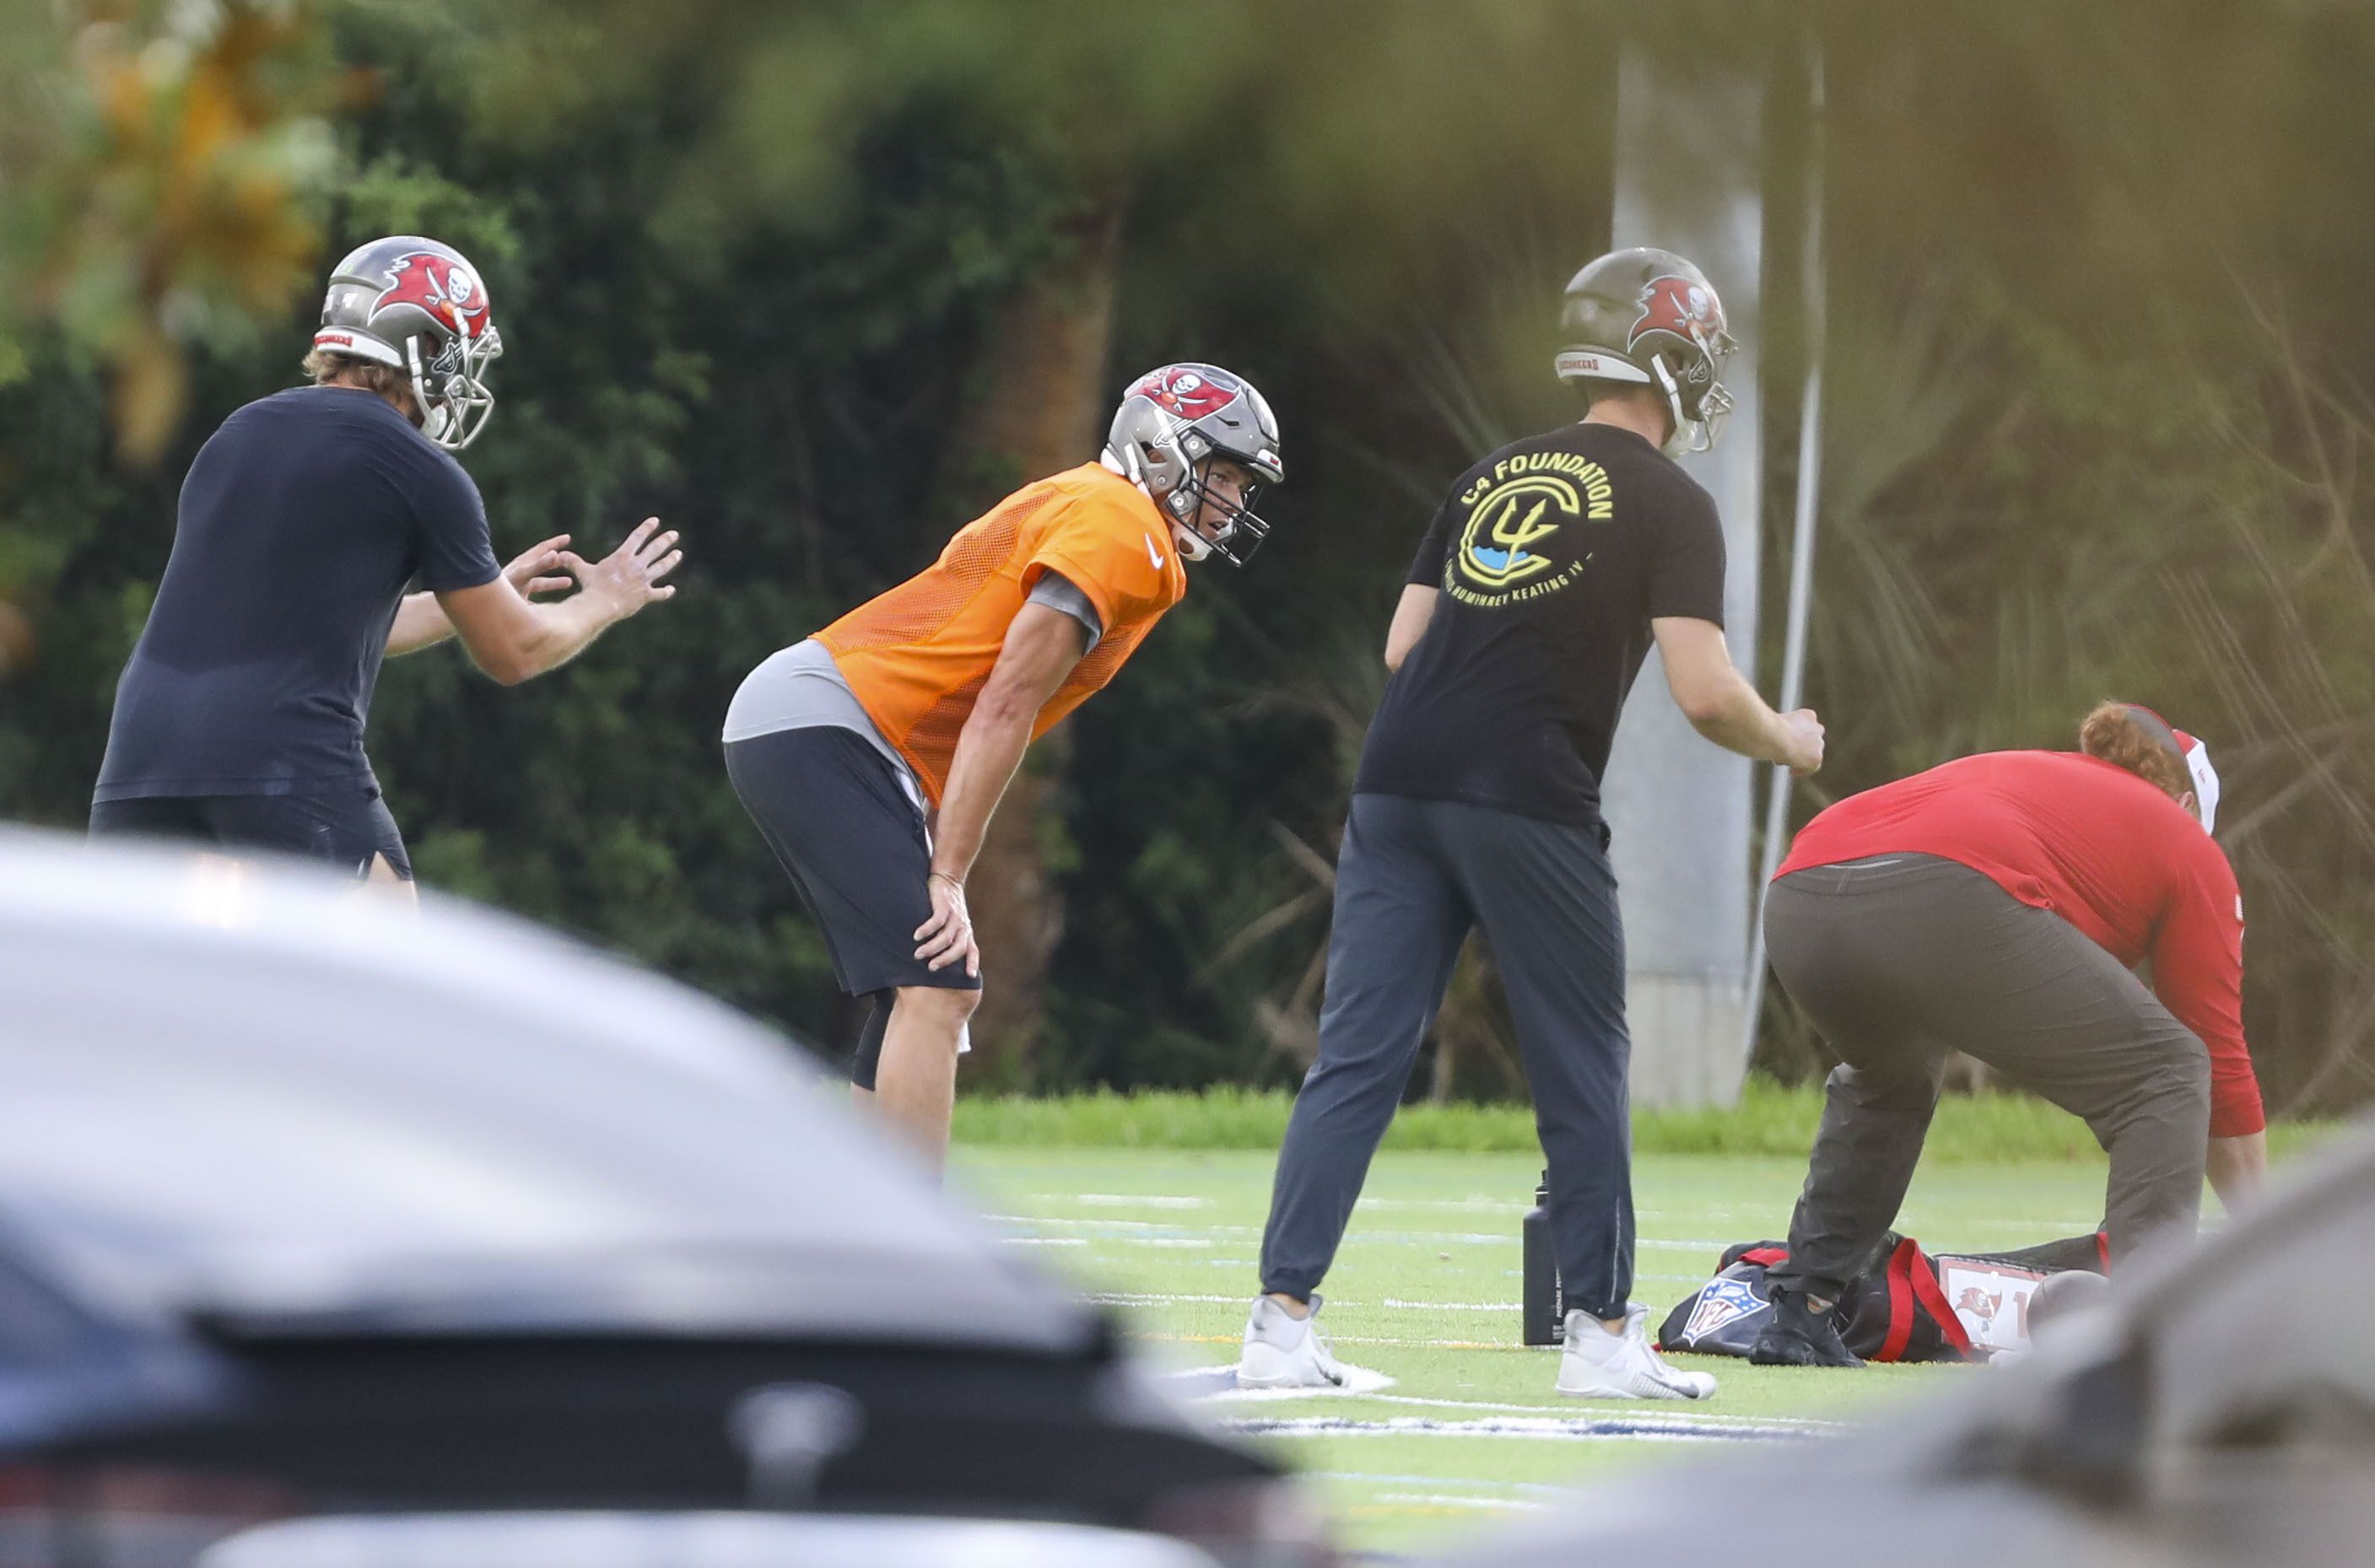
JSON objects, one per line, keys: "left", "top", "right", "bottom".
{"left": 1751, "top": 703, "right": 2264, "bottom": 1367}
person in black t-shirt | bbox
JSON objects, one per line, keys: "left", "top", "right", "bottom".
{"left": 91, "top": 235, "right": 684, "bottom": 891}
{"left": 1239, "top": 248, "right": 1825, "bottom": 1400}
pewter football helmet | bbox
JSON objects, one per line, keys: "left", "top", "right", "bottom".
{"left": 314, "top": 235, "right": 503, "bottom": 451}
{"left": 1554, "top": 248, "right": 1736, "bottom": 455}
{"left": 1104, "top": 364, "right": 1283, "bottom": 564}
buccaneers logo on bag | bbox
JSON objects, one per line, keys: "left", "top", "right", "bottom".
{"left": 1630, "top": 275, "right": 1725, "bottom": 352}
{"left": 1134, "top": 367, "right": 1236, "bottom": 419}
{"left": 371, "top": 252, "right": 492, "bottom": 340}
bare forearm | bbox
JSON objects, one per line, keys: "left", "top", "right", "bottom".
{"left": 1685, "top": 671, "right": 1794, "bottom": 764}
{"left": 504, "top": 596, "right": 623, "bottom": 682}
{"left": 386, "top": 593, "right": 456, "bottom": 656}
{"left": 930, "top": 706, "right": 1036, "bottom": 882}
{"left": 2205, "top": 1131, "right": 2268, "bottom": 1209}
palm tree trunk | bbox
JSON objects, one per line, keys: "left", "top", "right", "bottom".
{"left": 951, "top": 194, "right": 1126, "bottom": 1079}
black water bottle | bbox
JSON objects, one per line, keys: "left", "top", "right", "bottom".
{"left": 1523, "top": 1171, "right": 1564, "bottom": 1344}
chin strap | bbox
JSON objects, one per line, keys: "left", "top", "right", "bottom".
{"left": 1099, "top": 445, "right": 1150, "bottom": 495}
{"left": 1105, "top": 445, "right": 1211, "bottom": 562}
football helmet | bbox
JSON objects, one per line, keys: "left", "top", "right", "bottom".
{"left": 313, "top": 235, "right": 503, "bottom": 451}
{"left": 1103, "top": 364, "right": 1283, "bottom": 565}
{"left": 1553, "top": 248, "right": 1737, "bottom": 455}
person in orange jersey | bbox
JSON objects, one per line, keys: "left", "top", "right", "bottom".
{"left": 725, "top": 365, "right": 1283, "bottom": 1164}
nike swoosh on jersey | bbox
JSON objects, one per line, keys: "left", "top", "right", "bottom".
{"left": 1145, "top": 533, "right": 1167, "bottom": 569}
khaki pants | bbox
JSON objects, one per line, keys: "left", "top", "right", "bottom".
{"left": 1763, "top": 854, "right": 2210, "bottom": 1298}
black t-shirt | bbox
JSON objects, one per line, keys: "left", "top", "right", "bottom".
{"left": 1353, "top": 422, "right": 1727, "bottom": 826}
{"left": 94, "top": 386, "right": 500, "bottom": 800}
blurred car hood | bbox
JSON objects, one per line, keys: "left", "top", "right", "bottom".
{"left": 0, "top": 828, "right": 1092, "bottom": 1353}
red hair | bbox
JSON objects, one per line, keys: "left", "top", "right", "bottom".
{"left": 2078, "top": 702, "right": 2189, "bottom": 800}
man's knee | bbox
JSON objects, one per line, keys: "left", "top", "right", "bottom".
{"left": 1827, "top": 1058, "right": 1937, "bottom": 1111}
{"left": 2108, "top": 1023, "right": 2211, "bottom": 1121}
{"left": 2164, "top": 1026, "right": 2212, "bottom": 1100}
{"left": 894, "top": 983, "right": 981, "bottom": 1031}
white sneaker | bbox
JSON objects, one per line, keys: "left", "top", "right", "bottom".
{"left": 1237, "top": 1294, "right": 1347, "bottom": 1389}
{"left": 1556, "top": 1305, "right": 1718, "bottom": 1400}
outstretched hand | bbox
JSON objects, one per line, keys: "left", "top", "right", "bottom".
{"left": 564, "top": 518, "right": 683, "bottom": 622}
{"left": 502, "top": 534, "right": 575, "bottom": 600}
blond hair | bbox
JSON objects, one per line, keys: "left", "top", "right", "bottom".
{"left": 2078, "top": 702, "right": 2189, "bottom": 800}
{"left": 300, "top": 348, "right": 416, "bottom": 416}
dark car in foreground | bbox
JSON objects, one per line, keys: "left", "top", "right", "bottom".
{"left": 1434, "top": 1115, "right": 2375, "bottom": 1566}
{"left": 0, "top": 828, "right": 1325, "bottom": 1567}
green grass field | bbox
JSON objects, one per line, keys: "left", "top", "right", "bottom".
{"left": 953, "top": 1139, "right": 2129, "bottom": 1556}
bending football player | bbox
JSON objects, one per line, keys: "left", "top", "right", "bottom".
{"left": 725, "top": 365, "right": 1283, "bottom": 1168}
{"left": 1750, "top": 703, "right": 2265, "bottom": 1368}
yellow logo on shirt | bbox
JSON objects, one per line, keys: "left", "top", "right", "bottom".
{"left": 1449, "top": 461, "right": 1614, "bottom": 604}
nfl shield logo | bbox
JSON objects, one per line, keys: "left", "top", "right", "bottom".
{"left": 1682, "top": 1276, "right": 1770, "bottom": 1343}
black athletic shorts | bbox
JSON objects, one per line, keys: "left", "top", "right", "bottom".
{"left": 89, "top": 784, "right": 413, "bottom": 881}
{"left": 725, "top": 725, "right": 981, "bottom": 1002}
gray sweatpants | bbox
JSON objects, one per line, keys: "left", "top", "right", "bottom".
{"left": 1763, "top": 854, "right": 2211, "bottom": 1299}
{"left": 1258, "top": 793, "right": 1636, "bottom": 1320}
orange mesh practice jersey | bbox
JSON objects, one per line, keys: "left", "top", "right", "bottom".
{"left": 816, "top": 463, "right": 1188, "bottom": 805}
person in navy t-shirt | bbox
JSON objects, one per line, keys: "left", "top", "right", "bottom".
{"left": 91, "top": 234, "right": 684, "bottom": 890}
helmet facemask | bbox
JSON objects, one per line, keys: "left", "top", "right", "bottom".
{"left": 1646, "top": 321, "right": 1738, "bottom": 456}
{"left": 409, "top": 323, "right": 502, "bottom": 452}
{"left": 1163, "top": 442, "right": 1272, "bottom": 567}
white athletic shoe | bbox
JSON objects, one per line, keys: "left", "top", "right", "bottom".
{"left": 1555, "top": 1304, "right": 1719, "bottom": 1400}
{"left": 1237, "top": 1294, "right": 1348, "bottom": 1389}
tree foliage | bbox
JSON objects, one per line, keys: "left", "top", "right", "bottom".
{"left": 2, "top": 1, "right": 2369, "bottom": 1110}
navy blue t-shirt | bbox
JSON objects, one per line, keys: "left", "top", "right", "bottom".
{"left": 94, "top": 386, "right": 500, "bottom": 800}
{"left": 1354, "top": 423, "right": 1727, "bottom": 826}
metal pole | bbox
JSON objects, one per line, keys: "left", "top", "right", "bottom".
{"left": 1741, "top": 44, "right": 1826, "bottom": 1069}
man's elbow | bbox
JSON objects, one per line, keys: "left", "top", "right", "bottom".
{"left": 971, "top": 682, "right": 1041, "bottom": 730}
{"left": 470, "top": 644, "right": 537, "bottom": 687}
{"left": 1671, "top": 686, "right": 1733, "bottom": 728}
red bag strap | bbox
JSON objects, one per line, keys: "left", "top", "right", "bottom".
{"left": 1878, "top": 1237, "right": 1922, "bottom": 1361}
{"left": 1738, "top": 1246, "right": 1789, "bottom": 1268}
{"left": 1903, "top": 1243, "right": 1973, "bottom": 1356}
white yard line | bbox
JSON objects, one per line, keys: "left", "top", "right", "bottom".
{"left": 1088, "top": 1290, "right": 1689, "bottom": 1312}
{"left": 1356, "top": 1392, "right": 1836, "bottom": 1431}
{"left": 996, "top": 1213, "right": 1726, "bottom": 1243}
{"left": 994, "top": 1214, "right": 1740, "bottom": 1253}
{"left": 1223, "top": 1414, "right": 1806, "bottom": 1443}
{"left": 988, "top": 1214, "right": 1244, "bottom": 1232}
{"left": 1313, "top": 1471, "right": 1586, "bottom": 1498}
{"left": 1372, "top": 1491, "right": 1539, "bottom": 1511}
{"left": 1158, "top": 1362, "right": 1837, "bottom": 1429}
{"left": 1134, "top": 1331, "right": 1511, "bottom": 1350}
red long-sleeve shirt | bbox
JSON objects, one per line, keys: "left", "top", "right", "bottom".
{"left": 1777, "top": 750, "right": 2262, "bottom": 1137}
